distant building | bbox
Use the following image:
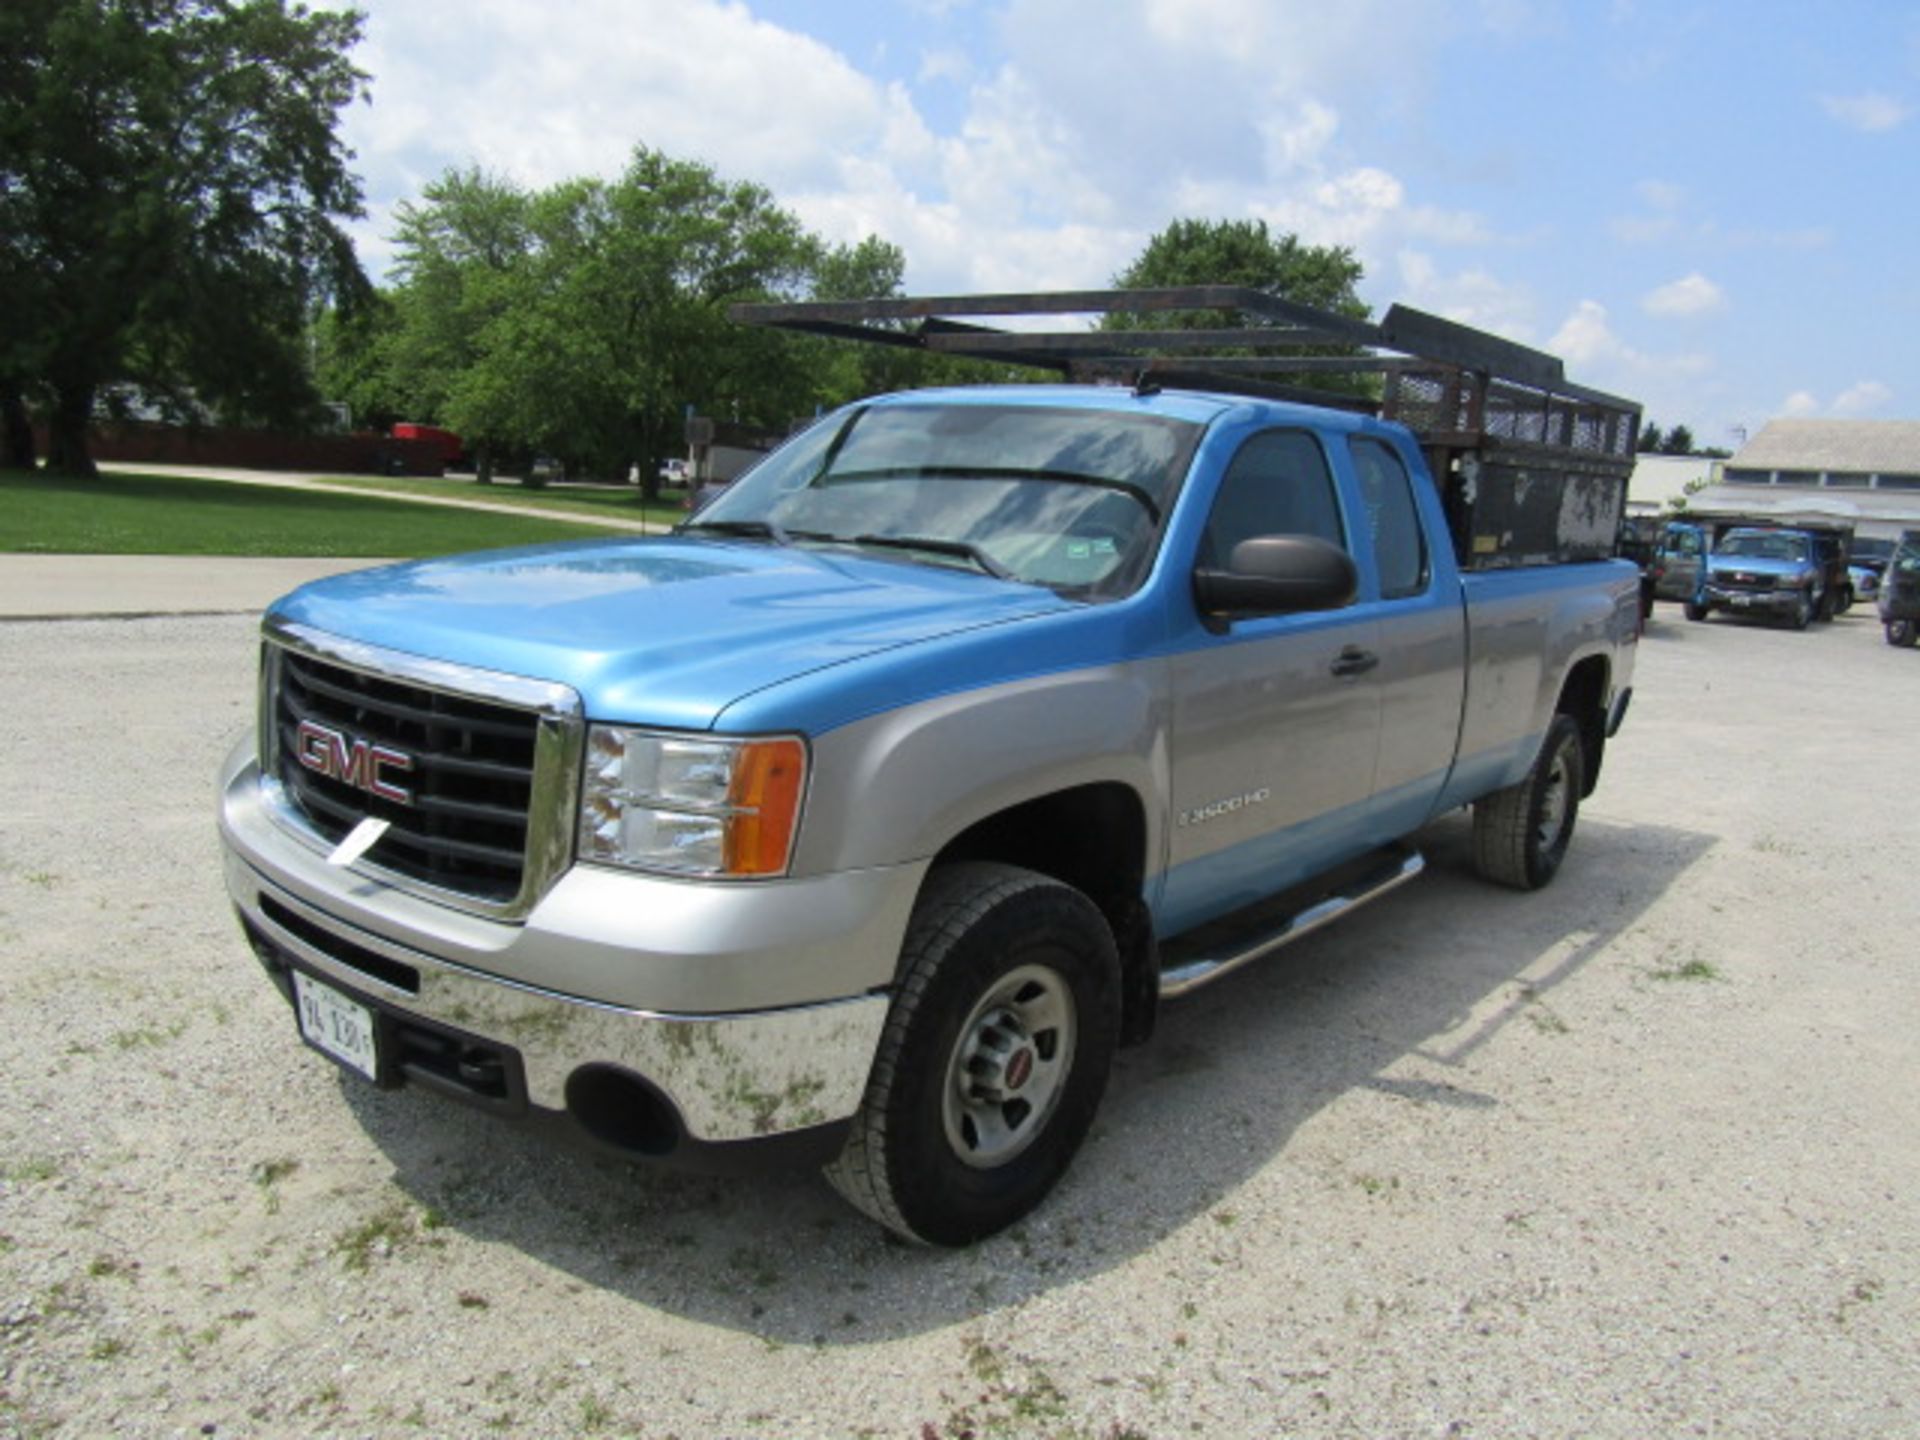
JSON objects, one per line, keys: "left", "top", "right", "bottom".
{"left": 1626, "top": 453, "right": 1718, "bottom": 514}
{"left": 1682, "top": 419, "right": 1920, "bottom": 541}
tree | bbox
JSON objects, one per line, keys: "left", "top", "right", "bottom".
{"left": 384, "top": 168, "right": 538, "bottom": 480}
{"left": 1638, "top": 422, "right": 1664, "bottom": 453}
{"left": 1659, "top": 424, "right": 1696, "bottom": 456}
{"left": 1109, "top": 218, "right": 1368, "bottom": 321}
{"left": 1102, "top": 218, "right": 1371, "bottom": 396}
{"left": 0, "top": 0, "right": 368, "bottom": 475}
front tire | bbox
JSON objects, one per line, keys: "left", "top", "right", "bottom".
{"left": 1472, "top": 713, "right": 1585, "bottom": 891}
{"left": 824, "top": 863, "right": 1120, "bottom": 1246}
{"left": 1790, "top": 589, "right": 1813, "bottom": 630}
{"left": 1889, "top": 619, "right": 1918, "bottom": 648}
{"left": 1684, "top": 599, "right": 1709, "bottom": 622}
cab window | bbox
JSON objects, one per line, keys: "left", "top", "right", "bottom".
{"left": 1349, "top": 437, "right": 1428, "bottom": 599}
{"left": 1201, "top": 430, "right": 1346, "bottom": 569}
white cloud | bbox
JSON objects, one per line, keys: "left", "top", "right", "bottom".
{"left": 1395, "top": 251, "right": 1539, "bottom": 340}
{"left": 1833, "top": 380, "right": 1893, "bottom": 415}
{"left": 1642, "top": 273, "right": 1726, "bottom": 318}
{"left": 1818, "top": 91, "right": 1910, "bottom": 132}
{"left": 1636, "top": 179, "right": 1686, "bottom": 211}
{"left": 1549, "top": 300, "right": 1711, "bottom": 382}
{"left": 1779, "top": 382, "right": 1893, "bottom": 418}
{"left": 918, "top": 47, "right": 973, "bottom": 86}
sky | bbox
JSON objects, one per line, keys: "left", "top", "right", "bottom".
{"left": 336, "top": 0, "right": 1920, "bottom": 451}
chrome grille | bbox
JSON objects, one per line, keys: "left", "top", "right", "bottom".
{"left": 261, "top": 622, "right": 583, "bottom": 917}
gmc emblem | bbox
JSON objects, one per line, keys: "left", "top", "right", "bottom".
{"left": 295, "top": 720, "right": 415, "bottom": 806}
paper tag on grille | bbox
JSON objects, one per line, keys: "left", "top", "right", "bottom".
{"left": 327, "top": 817, "right": 390, "bottom": 868}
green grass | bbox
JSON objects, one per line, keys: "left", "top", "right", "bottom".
{"left": 319, "top": 472, "right": 689, "bottom": 529}
{"left": 2, "top": 468, "right": 637, "bottom": 557}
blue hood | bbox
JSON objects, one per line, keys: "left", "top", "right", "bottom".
{"left": 1710, "top": 554, "right": 1813, "bottom": 579}
{"left": 271, "top": 537, "right": 1071, "bottom": 730}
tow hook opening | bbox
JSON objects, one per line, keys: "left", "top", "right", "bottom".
{"left": 566, "top": 1065, "right": 683, "bottom": 1157}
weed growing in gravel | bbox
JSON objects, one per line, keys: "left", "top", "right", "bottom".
{"left": 4, "top": 1156, "right": 60, "bottom": 1183}
{"left": 1652, "top": 958, "right": 1723, "bottom": 983}
{"left": 88, "top": 1335, "right": 130, "bottom": 1362}
{"left": 332, "top": 1201, "right": 444, "bottom": 1271}
{"left": 251, "top": 1157, "right": 299, "bottom": 1214}
{"left": 110, "top": 1018, "right": 187, "bottom": 1051}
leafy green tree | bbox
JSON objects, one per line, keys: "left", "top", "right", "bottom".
{"left": 1109, "top": 218, "right": 1368, "bottom": 323}
{"left": 1102, "top": 218, "right": 1371, "bottom": 397}
{"left": 384, "top": 168, "right": 538, "bottom": 480}
{"left": 1638, "top": 422, "right": 1664, "bottom": 453}
{"left": 0, "top": 0, "right": 369, "bottom": 475}
{"left": 1659, "top": 424, "right": 1696, "bottom": 456}
{"left": 383, "top": 150, "right": 824, "bottom": 496}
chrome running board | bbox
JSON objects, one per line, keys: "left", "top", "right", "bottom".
{"left": 1157, "top": 845, "right": 1426, "bottom": 1000}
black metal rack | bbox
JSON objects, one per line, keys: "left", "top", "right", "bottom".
{"left": 730, "top": 288, "right": 1643, "bottom": 568}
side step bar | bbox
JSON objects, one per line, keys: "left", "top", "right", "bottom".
{"left": 1157, "top": 845, "right": 1426, "bottom": 1000}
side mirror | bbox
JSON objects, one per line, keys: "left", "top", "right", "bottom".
{"left": 1193, "top": 534, "right": 1359, "bottom": 622}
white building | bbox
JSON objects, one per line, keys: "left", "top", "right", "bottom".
{"left": 1681, "top": 419, "right": 1920, "bottom": 542}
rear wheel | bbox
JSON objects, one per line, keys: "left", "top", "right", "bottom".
{"left": 1684, "top": 599, "right": 1709, "bottom": 622}
{"left": 1473, "top": 713, "right": 1585, "bottom": 891}
{"left": 824, "top": 862, "right": 1119, "bottom": 1246}
{"left": 1888, "top": 619, "right": 1918, "bottom": 648}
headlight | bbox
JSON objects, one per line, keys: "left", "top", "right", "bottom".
{"left": 579, "top": 727, "right": 807, "bottom": 878}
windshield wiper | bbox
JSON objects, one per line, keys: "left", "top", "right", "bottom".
{"left": 850, "top": 533, "right": 1014, "bottom": 580}
{"left": 678, "top": 518, "right": 791, "bottom": 545}
{"left": 824, "top": 466, "right": 1162, "bottom": 525}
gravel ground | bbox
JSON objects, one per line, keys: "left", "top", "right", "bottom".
{"left": 2, "top": 603, "right": 1917, "bottom": 1439}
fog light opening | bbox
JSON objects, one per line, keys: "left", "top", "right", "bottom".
{"left": 566, "top": 1066, "right": 682, "bottom": 1157}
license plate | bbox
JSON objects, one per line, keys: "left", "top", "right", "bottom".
{"left": 1732, "top": 595, "right": 1756, "bottom": 607}
{"left": 292, "top": 971, "right": 379, "bottom": 1082}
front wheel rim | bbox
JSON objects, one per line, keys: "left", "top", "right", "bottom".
{"left": 1536, "top": 742, "right": 1573, "bottom": 853}
{"left": 942, "top": 963, "right": 1077, "bottom": 1169}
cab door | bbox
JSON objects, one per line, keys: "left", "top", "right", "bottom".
{"left": 1162, "top": 428, "right": 1382, "bottom": 936}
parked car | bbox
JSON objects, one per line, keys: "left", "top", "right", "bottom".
{"left": 1880, "top": 530, "right": 1920, "bottom": 647}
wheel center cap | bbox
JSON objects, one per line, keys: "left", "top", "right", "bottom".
{"left": 1003, "top": 1046, "right": 1035, "bottom": 1092}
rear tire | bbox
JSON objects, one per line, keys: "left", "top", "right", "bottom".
{"left": 1473, "top": 713, "right": 1585, "bottom": 891}
{"left": 1684, "top": 599, "right": 1708, "bottom": 622}
{"left": 1888, "top": 619, "right": 1918, "bottom": 648}
{"left": 824, "top": 863, "right": 1119, "bottom": 1246}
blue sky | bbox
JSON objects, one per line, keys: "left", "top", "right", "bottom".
{"left": 338, "top": 0, "right": 1919, "bottom": 449}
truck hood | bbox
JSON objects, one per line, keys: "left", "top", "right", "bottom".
{"left": 1710, "top": 555, "right": 1812, "bottom": 579}
{"left": 271, "top": 536, "right": 1072, "bottom": 730}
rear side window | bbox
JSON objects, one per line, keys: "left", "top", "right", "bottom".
{"left": 1349, "top": 437, "right": 1428, "bottom": 599}
{"left": 1202, "top": 430, "right": 1345, "bottom": 568}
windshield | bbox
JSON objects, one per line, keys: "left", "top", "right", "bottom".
{"left": 686, "top": 402, "right": 1203, "bottom": 596}
{"left": 1718, "top": 531, "right": 1808, "bottom": 563}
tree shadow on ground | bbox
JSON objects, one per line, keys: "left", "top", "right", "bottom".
{"left": 344, "top": 810, "right": 1714, "bottom": 1345}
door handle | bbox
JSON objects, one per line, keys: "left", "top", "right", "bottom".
{"left": 1330, "top": 646, "right": 1379, "bottom": 678}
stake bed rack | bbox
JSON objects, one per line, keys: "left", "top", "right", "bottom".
{"left": 731, "top": 287, "right": 1643, "bottom": 569}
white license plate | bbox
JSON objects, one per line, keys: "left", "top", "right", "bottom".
{"left": 292, "top": 971, "right": 379, "bottom": 1082}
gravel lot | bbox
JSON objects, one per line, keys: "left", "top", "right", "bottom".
{"left": 2, "top": 600, "right": 1917, "bottom": 1438}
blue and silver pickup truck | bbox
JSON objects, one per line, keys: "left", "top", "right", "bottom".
{"left": 218, "top": 291, "right": 1641, "bottom": 1244}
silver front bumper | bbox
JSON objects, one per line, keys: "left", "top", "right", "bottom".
{"left": 221, "top": 740, "right": 915, "bottom": 1147}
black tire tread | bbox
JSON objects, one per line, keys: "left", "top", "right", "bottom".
{"left": 823, "top": 862, "right": 1093, "bottom": 1243}
{"left": 1472, "top": 714, "right": 1585, "bottom": 892}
